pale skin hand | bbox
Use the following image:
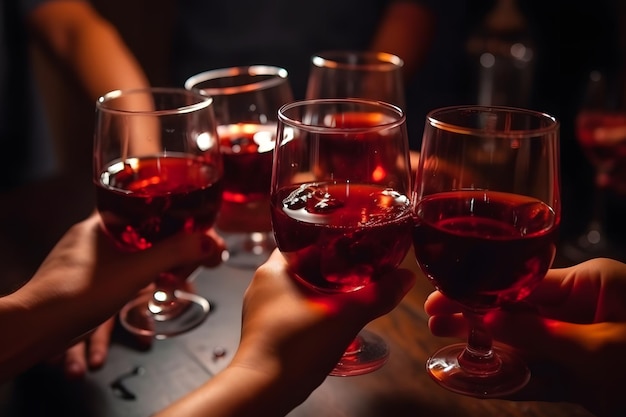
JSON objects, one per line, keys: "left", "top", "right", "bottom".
{"left": 369, "top": 1, "right": 436, "bottom": 82}
{"left": 27, "top": 0, "right": 150, "bottom": 103}
{"left": 424, "top": 257, "right": 626, "bottom": 417}
{"left": 153, "top": 250, "right": 416, "bottom": 417}
{"left": 0, "top": 213, "right": 225, "bottom": 383}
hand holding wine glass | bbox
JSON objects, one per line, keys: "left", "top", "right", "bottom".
{"left": 411, "top": 105, "right": 560, "bottom": 397}
{"left": 93, "top": 87, "right": 223, "bottom": 339}
{"left": 424, "top": 257, "right": 626, "bottom": 417}
{"left": 271, "top": 98, "right": 413, "bottom": 376}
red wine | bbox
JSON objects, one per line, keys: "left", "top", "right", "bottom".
{"left": 218, "top": 123, "right": 275, "bottom": 203}
{"left": 96, "top": 153, "right": 222, "bottom": 251}
{"left": 271, "top": 182, "right": 413, "bottom": 292}
{"left": 576, "top": 111, "right": 626, "bottom": 171}
{"left": 412, "top": 190, "right": 558, "bottom": 309}
{"left": 316, "top": 112, "right": 406, "bottom": 183}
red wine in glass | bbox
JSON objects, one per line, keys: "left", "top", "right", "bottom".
{"left": 185, "top": 65, "right": 294, "bottom": 269}
{"left": 94, "top": 87, "right": 223, "bottom": 339}
{"left": 273, "top": 98, "right": 413, "bottom": 376}
{"left": 562, "top": 70, "right": 626, "bottom": 263}
{"left": 412, "top": 105, "right": 560, "bottom": 398}
{"left": 96, "top": 154, "right": 223, "bottom": 252}
{"left": 577, "top": 111, "right": 626, "bottom": 174}
{"left": 412, "top": 190, "right": 558, "bottom": 310}
{"left": 271, "top": 182, "right": 413, "bottom": 293}
{"left": 218, "top": 123, "right": 275, "bottom": 204}
{"left": 97, "top": 153, "right": 222, "bottom": 335}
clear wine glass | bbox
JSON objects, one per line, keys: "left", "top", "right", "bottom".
{"left": 271, "top": 98, "right": 414, "bottom": 376}
{"left": 93, "top": 87, "right": 223, "bottom": 339}
{"left": 185, "top": 65, "right": 294, "bottom": 269}
{"left": 305, "top": 50, "right": 406, "bottom": 108}
{"left": 411, "top": 105, "right": 560, "bottom": 397}
{"left": 561, "top": 69, "right": 626, "bottom": 263}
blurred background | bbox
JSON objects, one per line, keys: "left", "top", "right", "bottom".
{"left": 2, "top": 0, "right": 625, "bottom": 292}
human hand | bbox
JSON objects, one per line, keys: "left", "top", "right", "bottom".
{"left": 153, "top": 250, "right": 416, "bottom": 417}
{"left": 46, "top": 316, "right": 116, "bottom": 380}
{"left": 51, "top": 214, "right": 226, "bottom": 379}
{"left": 2, "top": 212, "right": 225, "bottom": 382}
{"left": 232, "top": 250, "right": 416, "bottom": 412}
{"left": 424, "top": 257, "right": 626, "bottom": 417}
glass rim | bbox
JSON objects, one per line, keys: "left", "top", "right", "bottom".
{"left": 184, "top": 65, "right": 289, "bottom": 95}
{"left": 311, "top": 50, "right": 404, "bottom": 71}
{"left": 426, "top": 105, "right": 559, "bottom": 137}
{"left": 278, "top": 98, "right": 405, "bottom": 133}
{"left": 96, "top": 87, "right": 213, "bottom": 116}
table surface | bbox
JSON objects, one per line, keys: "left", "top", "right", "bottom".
{"left": 0, "top": 174, "right": 595, "bottom": 417}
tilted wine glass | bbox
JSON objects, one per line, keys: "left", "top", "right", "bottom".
{"left": 412, "top": 105, "right": 560, "bottom": 397}
{"left": 271, "top": 98, "right": 413, "bottom": 376}
{"left": 185, "top": 65, "right": 294, "bottom": 269}
{"left": 93, "top": 87, "right": 223, "bottom": 339}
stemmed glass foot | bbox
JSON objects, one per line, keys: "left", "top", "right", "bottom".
{"left": 120, "top": 290, "right": 210, "bottom": 340}
{"left": 426, "top": 343, "right": 530, "bottom": 398}
{"left": 329, "top": 330, "right": 389, "bottom": 377}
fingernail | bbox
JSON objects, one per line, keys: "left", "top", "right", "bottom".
{"left": 66, "top": 362, "right": 85, "bottom": 379}
{"left": 90, "top": 351, "right": 105, "bottom": 367}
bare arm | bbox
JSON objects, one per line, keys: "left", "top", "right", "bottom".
{"left": 0, "top": 214, "right": 225, "bottom": 382}
{"left": 26, "top": 0, "right": 150, "bottom": 101}
{"left": 369, "top": 0, "right": 436, "bottom": 82}
{"left": 154, "top": 251, "right": 416, "bottom": 417}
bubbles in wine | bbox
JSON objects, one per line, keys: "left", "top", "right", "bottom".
{"left": 282, "top": 183, "right": 411, "bottom": 227}
{"left": 283, "top": 183, "right": 345, "bottom": 213}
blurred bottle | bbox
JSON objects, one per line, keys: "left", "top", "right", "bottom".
{"left": 466, "top": 0, "right": 535, "bottom": 107}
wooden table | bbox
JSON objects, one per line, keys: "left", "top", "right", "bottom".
{"left": 0, "top": 175, "right": 594, "bottom": 417}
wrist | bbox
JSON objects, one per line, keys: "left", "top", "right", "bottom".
{"left": 154, "top": 364, "right": 307, "bottom": 417}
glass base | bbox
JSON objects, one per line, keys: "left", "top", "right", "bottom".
{"left": 329, "top": 330, "right": 389, "bottom": 377}
{"left": 119, "top": 290, "right": 210, "bottom": 340}
{"left": 221, "top": 230, "right": 276, "bottom": 270}
{"left": 426, "top": 343, "right": 530, "bottom": 398}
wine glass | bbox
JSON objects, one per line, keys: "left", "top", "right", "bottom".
{"left": 185, "top": 65, "right": 294, "bottom": 269}
{"left": 271, "top": 98, "right": 414, "bottom": 376}
{"left": 411, "top": 105, "right": 560, "bottom": 397}
{"left": 305, "top": 50, "right": 406, "bottom": 108}
{"left": 93, "top": 87, "right": 223, "bottom": 339}
{"left": 305, "top": 50, "right": 420, "bottom": 171}
{"left": 561, "top": 69, "right": 626, "bottom": 263}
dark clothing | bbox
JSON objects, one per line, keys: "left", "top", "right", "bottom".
{"left": 170, "top": 0, "right": 464, "bottom": 149}
{"left": 1, "top": 0, "right": 56, "bottom": 191}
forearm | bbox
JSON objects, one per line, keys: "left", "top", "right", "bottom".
{"left": 0, "top": 218, "right": 139, "bottom": 381}
{"left": 369, "top": 1, "right": 436, "bottom": 80}
{"left": 0, "top": 275, "right": 107, "bottom": 381}
{"left": 153, "top": 365, "right": 306, "bottom": 417}
{"left": 28, "top": 0, "right": 150, "bottom": 102}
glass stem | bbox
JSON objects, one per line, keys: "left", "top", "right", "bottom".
{"left": 458, "top": 310, "right": 501, "bottom": 375}
{"left": 149, "top": 272, "right": 186, "bottom": 320}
